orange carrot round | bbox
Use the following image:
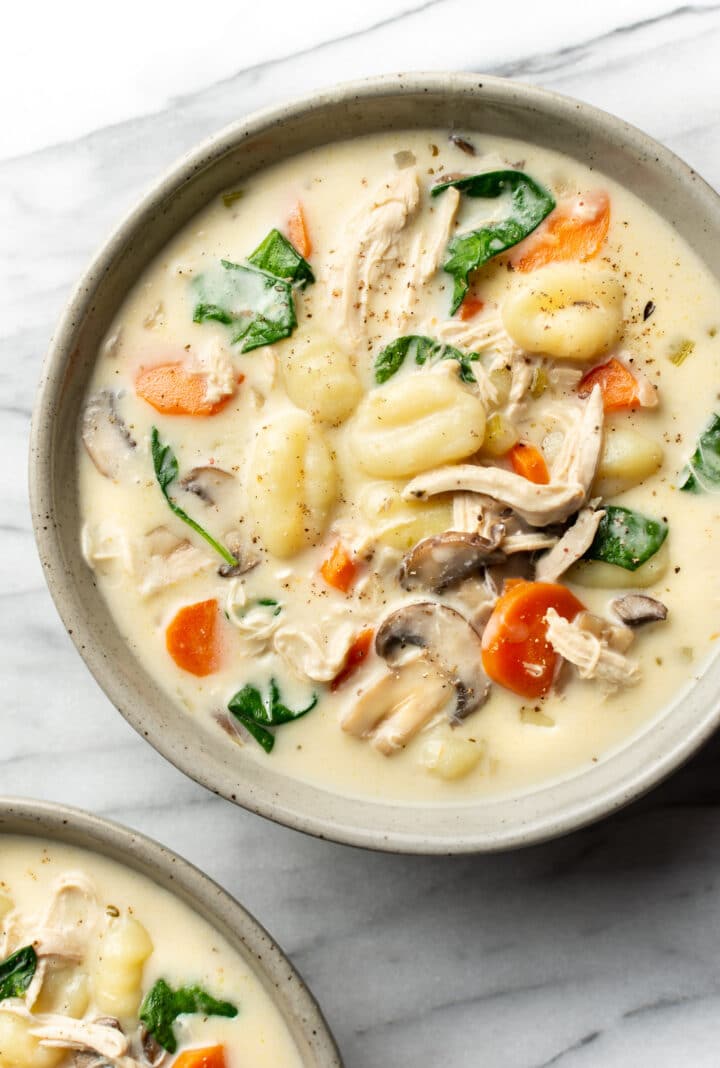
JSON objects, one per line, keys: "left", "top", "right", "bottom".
{"left": 458, "top": 295, "right": 485, "bottom": 321}
{"left": 287, "top": 201, "right": 312, "bottom": 258}
{"left": 482, "top": 581, "right": 585, "bottom": 698}
{"left": 320, "top": 542, "right": 357, "bottom": 593}
{"left": 512, "top": 191, "right": 610, "bottom": 272}
{"left": 136, "top": 363, "right": 233, "bottom": 416}
{"left": 509, "top": 442, "right": 550, "bottom": 485}
{"left": 578, "top": 357, "right": 639, "bottom": 412}
{"left": 331, "top": 628, "right": 374, "bottom": 691}
{"left": 172, "top": 1046, "right": 227, "bottom": 1068}
{"left": 166, "top": 599, "right": 222, "bottom": 677}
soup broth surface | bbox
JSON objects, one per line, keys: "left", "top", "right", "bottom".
{"left": 78, "top": 129, "right": 720, "bottom": 803}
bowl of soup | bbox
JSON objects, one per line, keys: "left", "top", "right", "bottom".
{"left": 30, "top": 72, "right": 720, "bottom": 852}
{"left": 0, "top": 798, "right": 341, "bottom": 1066}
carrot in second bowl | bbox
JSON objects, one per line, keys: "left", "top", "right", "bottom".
{"left": 173, "top": 1047, "right": 227, "bottom": 1068}
{"left": 287, "top": 201, "right": 312, "bottom": 258}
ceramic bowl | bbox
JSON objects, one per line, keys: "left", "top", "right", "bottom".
{"left": 30, "top": 72, "right": 720, "bottom": 853}
{"left": 0, "top": 797, "right": 341, "bottom": 1064}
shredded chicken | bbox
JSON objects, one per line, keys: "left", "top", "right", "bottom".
{"left": 503, "top": 531, "right": 559, "bottom": 554}
{"left": 225, "top": 580, "right": 282, "bottom": 655}
{"left": 138, "top": 530, "right": 215, "bottom": 597}
{"left": 535, "top": 507, "right": 605, "bottom": 582}
{"left": 398, "top": 187, "right": 460, "bottom": 328}
{"left": 189, "top": 337, "right": 236, "bottom": 405}
{"left": 338, "top": 168, "right": 420, "bottom": 344}
{"left": 545, "top": 607, "right": 640, "bottom": 689}
{"left": 0, "top": 1004, "right": 145, "bottom": 1068}
{"left": 549, "top": 384, "right": 604, "bottom": 491}
{"left": 274, "top": 619, "right": 357, "bottom": 683}
{"left": 432, "top": 312, "right": 522, "bottom": 364}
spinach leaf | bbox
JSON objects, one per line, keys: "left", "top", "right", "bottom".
{"left": 431, "top": 171, "right": 555, "bottom": 313}
{"left": 374, "top": 335, "right": 480, "bottom": 385}
{"left": 680, "top": 413, "right": 720, "bottom": 493}
{"left": 228, "top": 679, "right": 318, "bottom": 754}
{"left": 0, "top": 945, "right": 36, "bottom": 1001}
{"left": 151, "top": 427, "right": 238, "bottom": 567}
{"left": 193, "top": 259, "right": 296, "bottom": 353}
{"left": 140, "top": 978, "right": 238, "bottom": 1054}
{"left": 248, "top": 229, "right": 314, "bottom": 287}
{"left": 584, "top": 505, "right": 668, "bottom": 571}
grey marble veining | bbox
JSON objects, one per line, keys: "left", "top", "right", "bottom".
{"left": 3, "top": 2, "right": 720, "bottom": 1064}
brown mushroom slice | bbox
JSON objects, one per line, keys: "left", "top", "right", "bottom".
{"left": 611, "top": 594, "right": 668, "bottom": 627}
{"left": 217, "top": 530, "right": 261, "bottom": 578}
{"left": 81, "top": 390, "right": 136, "bottom": 478}
{"left": 375, "top": 602, "right": 490, "bottom": 720}
{"left": 179, "top": 465, "right": 234, "bottom": 506}
{"left": 400, "top": 531, "right": 505, "bottom": 592}
{"left": 340, "top": 657, "right": 450, "bottom": 753}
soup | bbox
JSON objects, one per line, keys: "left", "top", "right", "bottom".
{"left": 0, "top": 837, "right": 303, "bottom": 1067}
{"left": 78, "top": 129, "right": 720, "bottom": 803}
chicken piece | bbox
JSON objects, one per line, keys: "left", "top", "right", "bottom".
{"left": 535, "top": 507, "right": 606, "bottom": 583}
{"left": 398, "top": 187, "right": 460, "bottom": 327}
{"left": 29, "top": 1015, "right": 128, "bottom": 1058}
{"left": 545, "top": 607, "right": 640, "bottom": 689}
{"left": 339, "top": 168, "right": 420, "bottom": 344}
{"left": 138, "top": 527, "right": 215, "bottom": 597}
{"left": 274, "top": 619, "right": 357, "bottom": 683}
{"left": 432, "top": 312, "right": 523, "bottom": 365}
{"left": 550, "top": 384, "right": 604, "bottom": 492}
{"left": 503, "top": 531, "right": 559, "bottom": 554}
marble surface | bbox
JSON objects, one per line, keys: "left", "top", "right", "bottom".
{"left": 3, "top": 2, "right": 720, "bottom": 1064}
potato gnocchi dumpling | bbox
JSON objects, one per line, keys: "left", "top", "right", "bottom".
{"left": 78, "top": 126, "right": 720, "bottom": 805}
{"left": 248, "top": 409, "right": 337, "bottom": 558}
{"left": 502, "top": 264, "right": 624, "bottom": 360}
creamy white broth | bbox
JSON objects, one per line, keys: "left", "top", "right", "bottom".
{"left": 0, "top": 836, "right": 303, "bottom": 1067}
{"left": 78, "top": 128, "right": 720, "bottom": 803}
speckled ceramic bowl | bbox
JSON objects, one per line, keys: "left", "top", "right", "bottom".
{"left": 0, "top": 797, "right": 342, "bottom": 1064}
{"left": 30, "top": 73, "right": 720, "bottom": 853}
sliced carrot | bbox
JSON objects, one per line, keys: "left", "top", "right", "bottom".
{"left": 166, "top": 599, "right": 222, "bottom": 677}
{"left": 173, "top": 1046, "right": 227, "bottom": 1068}
{"left": 458, "top": 295, "right": 485, "bottom": 321}
{"left": 512, "top": 191, "right": 610, "bottom": 272}
{"left": 509, "top": 442, "right": 550, "bottom": 485}
{"left": 331, "top": 628, "right": 374, "bottom": 691}
{"left": 578, "top": 357, "right": 639, "bottom": 412}
{"left": 481, "top": 581, "right": 585, "bottom": 699}
{"left": 320, "top": 542, "right": 357, "bottom": 593}
{"left": 136, "top": 363, "right": 233, "bottom": 416}
{"left": 287, "top": 201, "right": 312, "bottom": 258}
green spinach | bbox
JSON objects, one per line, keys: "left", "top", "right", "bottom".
{"left": 228, "top": 679, "right": 318, "bottom": 754}
{"left": 431, "top": 170, "right": 556, "bottom": 313}
{"left": 680, "top": 413, "right": 720, "bottom": 493}
{"left": 248, "top": 228, "right": 314, "bottom": 287}
{"left": 140, "top": 978, "right": 238, "bottom": 1054}
{"left": 151, "top": 428, "right": 237, "bottom": 567}
{"left": 374, "top": 335, "right": 480, "bottom": 385}
{"left": 193, "top": 231, "right": 313, "bottom": 353}
{"left": 584, "top": 505, "right": 668, "bottom": 571}
{"left": 0, "top": 945, "right": 36, "bottom": 1001}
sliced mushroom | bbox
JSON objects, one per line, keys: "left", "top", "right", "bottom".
{"left": 340, "top": 657, "right": 451, "bottom": 755}
{"left": 611, "top": 593, "right": 668, "bottom": 627}
{"left": 449, "top": 133, "right": 476, "bottom": 155}
{"left": 179, "top": 465, "right": 234, "bottom": 506}
{"left": 140, "top": 1024, "right": 167, "bottom": 1066}
{"left": 375, "top": 602, "right": 490, "bottom": 719}
{"left": 217, "top": 531, "right": 261, "bottom": 578}
{"left": 81, "top": 391, "right": 136, "bottom": 478}
{"left": 400, "top": 531, "right": 505, "bottom": 592}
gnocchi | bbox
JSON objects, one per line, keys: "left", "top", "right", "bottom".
{"left": 350, "top": 367, "right": 486, "bottom": 479}
{"left": 359, "top": 481, "right": 452, "bottom": 550}
{"left": 502, "top": 264, "right": 624, "bottom": 360}
{"left": 248, "top": 409, "right": 337, "bottom": 558}
{"left": 280, "top": 333, "right": 362, "bottom": 425}
{"left": 0, "top": 1011, "right": 64, "bottom": 1068}
{"left": 93, "top": 915, "right": 153, "bottom": 1017}
{"left": 593, "top": 425, "right": 664, "bottom": 497}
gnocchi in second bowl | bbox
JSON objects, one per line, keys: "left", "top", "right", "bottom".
{"left": 78, "top": 127, "right": 720, "bottom": 804}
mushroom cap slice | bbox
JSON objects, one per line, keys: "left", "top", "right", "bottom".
{"left": 375, "top": 602, "right": 490, "bottom": 719}
{"left": 81, "top": 390, "right": 136, "bottom": 478}
{"left": 611, "top": 593, "right": 668, "bottom": 627}
{"left": 400, "top": 531, "right": 505, "bottom": 592}
{"left": 179, "top": 465, "right": 234, "bottom": 506}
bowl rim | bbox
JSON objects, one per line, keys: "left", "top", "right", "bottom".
{"left": 0, "top": 796, "right": 343, "bottom": 1064}
{"left": 29, "top": 70, "right": 720, "bottom": 854}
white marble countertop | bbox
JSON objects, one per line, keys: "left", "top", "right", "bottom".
{"left": 3, "top": 2, "right": 720, "bottom": 1064}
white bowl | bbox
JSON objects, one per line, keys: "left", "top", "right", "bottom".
{"left": 30, "top": 72, "right": 720, "bottom": 853}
